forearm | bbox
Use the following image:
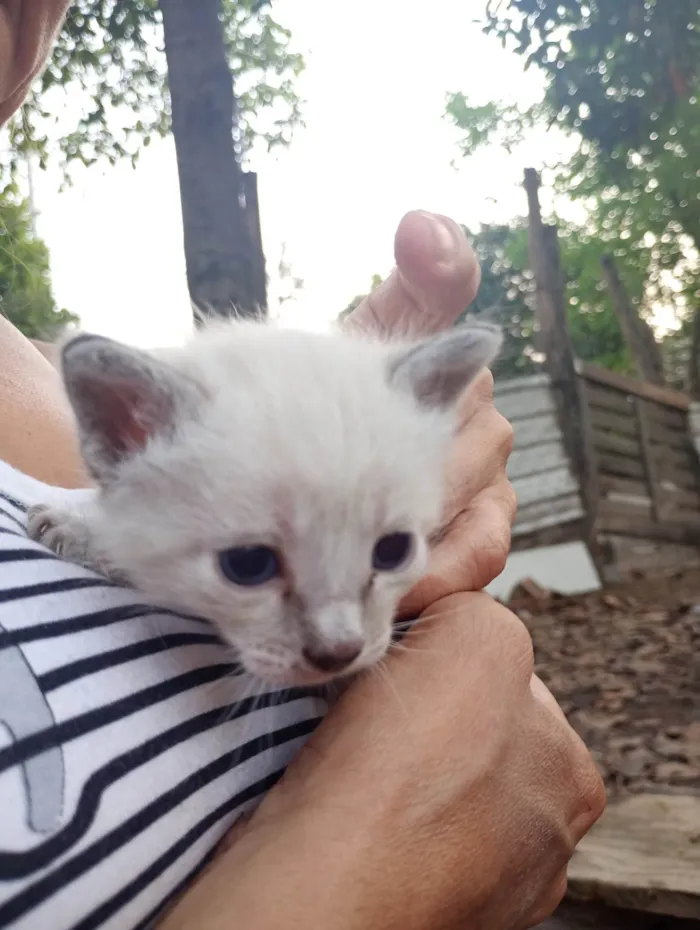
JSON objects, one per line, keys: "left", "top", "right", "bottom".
{"left": 158, "top": 802, "right": 377, "bottom": 930}
{"left": 0, "top": 318, "right": 89, "bottom": 487}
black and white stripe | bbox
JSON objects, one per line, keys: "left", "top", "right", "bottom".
{"left": 0, "top": 462, "right": 329, "bottom": 930}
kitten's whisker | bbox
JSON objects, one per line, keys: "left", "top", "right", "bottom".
{"left": 387, "top": 640, "right": 436, "bottom": 656}
{"left": 369, "top": 660, "right": 410, "bottom": 722}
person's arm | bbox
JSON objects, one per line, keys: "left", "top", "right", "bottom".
{"left": 160, "top": 594, "right": 606, "bottom": 930}
{"left": 0, "top": 317, "right": 90, "bottom": 488}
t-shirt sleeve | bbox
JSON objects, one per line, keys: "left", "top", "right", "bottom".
{"left": 0, "top": 462, "right": 329, "bottom": 930}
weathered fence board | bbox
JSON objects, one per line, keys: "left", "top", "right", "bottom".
{"left": 506, "top": 412, "right": 562, "bottom": 449}
{"left": 508, "top": 440, "right": 570, "bottom": 481}
{"left": 494, "top": 384, "right": 556, "bottom": 422}
{"left": 494, "top": 376, "right": 585, "bottom": 541}
{"left": 513, "top": 494, "right": 585, "bottom": 537}
{"left": 513, "top": 467, "right": 580, "bottom": 509}
{"left": 568, "top": 794, "right": 700, "bottom": 919}
{"left": 496, "top": 367, "right": 700, "bottom": 582}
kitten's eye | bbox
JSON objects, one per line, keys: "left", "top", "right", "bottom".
{"left": 218, "top": 546, "right": 281, "bottom": 586}
{"left": 372, "top": 533, "right": 414, "bottom": 572}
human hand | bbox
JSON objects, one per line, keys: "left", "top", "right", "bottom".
{"left": 161, "top": 593, "right": 605, "bottom": 930}
{"left": 345, "top": 211, "right": 516, "bottom": 602}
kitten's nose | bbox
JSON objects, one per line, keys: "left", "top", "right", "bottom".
{"left": 302, "top": 640, "right": 363, "bottom": 673}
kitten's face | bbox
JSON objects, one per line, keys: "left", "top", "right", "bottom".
{"left": 99, "top": 461, "right": 435, "bottom": 687}
{"left": 61, "top": 322, "right": 501, "bottom": 687}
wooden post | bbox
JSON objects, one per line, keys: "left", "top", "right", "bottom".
{"left": 524, "top": 169, "right": 603, "bottom": 572}
{"left": 600, "top": 254, "right": 665, "bottom": 385}
{"left": 634, "top": 397, "right": 661, "bottom": 523}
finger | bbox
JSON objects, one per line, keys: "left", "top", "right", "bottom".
{"left": 399, "top": 487, "right": 515, "bottom": 613}
{"left": 440, "top": 407, "right": 514, "bottom": 527}
{"left": 344, "top": 211, "right": 480, "bottom": 338}
{"left": 530, "top": 675, "right": 567, "bottom": 724}
{"left": 454, "top": 367, "right": 496, "bottom": 425}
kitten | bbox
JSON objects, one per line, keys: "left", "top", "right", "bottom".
{"left": 27, "top": 320, "right": 501, "bottom": 687}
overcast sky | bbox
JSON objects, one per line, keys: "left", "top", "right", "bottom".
{"left": 27, "top": 0, "right": 573, "bottom": 348}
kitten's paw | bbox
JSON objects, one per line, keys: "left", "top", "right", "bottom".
{"left": 27, "top": 504, "right": 89, "bottom": 561}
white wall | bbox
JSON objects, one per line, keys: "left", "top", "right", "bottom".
{"left": 486, "top": 540, "right": 602, "bottom": 601}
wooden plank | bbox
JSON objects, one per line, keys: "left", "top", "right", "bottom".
{"left": 538, "top": 900, "right": 659, "bottom": 930}
{"left": 494, "top": 372, "right": 550, "bottom": 395}
{"left": 635, "top": 398, "right": 661, "bottom": 521}
{"left": 583, "top": 382, "right": 636, "bottom": 416}
{"left": 647, "top": 417, "right": 694, "bottom": 451}
{"left": 577, "top": 364, "right": 605, "bottom": 575}
{"left": 513, "top": 492, "right": 584, "bottom": 536}
{"left": 512, "top": 467, "right": 580, "bottom": 508}
{"left": 646, "top": 403, "right": 688, "bottom": 432}
{"left": 653, "top": 446, "right": 698, "bottom": 475}
{"left": 592, "top": 429, "right": 641, "bottom": 458}
{"left": 577, "top": 361, "right": 691, "bottom": 411}
{"left": 508, "top": 441, "right": 570, "bottom": 481}
{"left": 596, "top": 515, "right": 700, "bottom": 545}
{"left": 568, "top": 794, "right": 700, "bottom": 919}
{"left": 597, "top": 453, "right": 646, "bottom": 480}
{"left": 658, "top": 486, "right": 700, "bottom": 511}
{"left": 599, "top": 535, "right": 700, "bottom": 583}
{"left": 656, "top": 509, "right": 700, "bottom": 528}
{"left": 599, "top": 498, "right": 652, "bottom": 521}
{"left": 511, "top": 412, "right": 562, "bottom": 450}
{"left": 599, "top": 475, "right": 649, "bottom": 500}
{"left": 495, "top": 385, "right": 556, "bottom": 422}
{"left": 688, "top": 400, "right": 700, "bottom": 445}
{"left": 511, "top": 519, "right": 584, "bottom": 552}
{"left": 589, "top": 406, "right": 639, "bottom": 439}
{"left": 657, "top": 468, "right": 700, "bottom": 493}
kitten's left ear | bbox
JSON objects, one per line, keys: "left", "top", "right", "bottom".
{"left": 60, "top": 333, "right": 206, "bottom": 485}
{"left": 388, "top": 324, "right": 502, "bottom": 410}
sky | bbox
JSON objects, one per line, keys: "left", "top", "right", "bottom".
{"left": 27, "top": 0, "right": 575, "bottom": 349}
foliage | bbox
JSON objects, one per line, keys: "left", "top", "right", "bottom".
{"left": 0, "top": 191, "right": 77, "bottom": 339}
{"left": 4, "top": 0, "right": 305, "bottom": 179}
{"left": 446, "top": 0, "right": 700, "bottom": 388}
{"left": 458, "top": 222, "right": 537, "bottom": 379}
{"left": 481, "top": 0, "right": 700, "bottom": 160}
{"left": 339, "top": 229, "right": 631, "bottom": 380}
{"left": 461, "top": 222, "right": 631, "bottom": 379}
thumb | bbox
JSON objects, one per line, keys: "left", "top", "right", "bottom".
{"left": 344, "top": 211, "right": 481, "bottom": 338}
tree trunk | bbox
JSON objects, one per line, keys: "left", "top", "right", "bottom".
{"left": 600, "top": 254, "right": 665, "bottom": 386}
{"left": 160, "top": 0, "right": 266, "bottom": 320}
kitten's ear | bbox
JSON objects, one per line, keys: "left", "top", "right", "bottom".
{"left": 60, "top": 333, "right": 205, "bottom": 485}
{"left": 387, "top": 324, "right": 502, "bottom": 410}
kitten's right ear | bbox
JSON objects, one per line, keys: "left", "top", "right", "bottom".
{"left": 388, "top": 323, "right": 502, "bottom": 411}
{"left": 61, "top": 333, "right": 206, "bottom": 485}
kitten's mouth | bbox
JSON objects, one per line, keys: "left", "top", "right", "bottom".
{"left": 241, "top": 655, "right": 360, "bottom": 688}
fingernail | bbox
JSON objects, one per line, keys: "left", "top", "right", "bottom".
{"left": 416, "top": 211, "right": 459, "bottom": 262}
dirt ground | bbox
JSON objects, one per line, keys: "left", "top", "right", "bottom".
{"left": 507, "top": 569, "right": 700, "bottom": 799}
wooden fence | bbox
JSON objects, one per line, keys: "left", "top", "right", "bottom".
{"left": 495, "top": 364, "right": 700, "bottom": 583}
{"left": 494, "top": 373, "right": 585, "bottom": 545}
{"left": 581, "top": 363, "right": 700, "bottom": 581}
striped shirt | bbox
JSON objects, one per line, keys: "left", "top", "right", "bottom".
{"left": 0, "top": 461, "right": 330, "bottom": 930}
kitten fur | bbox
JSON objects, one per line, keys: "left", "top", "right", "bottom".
{"left": 28, "top": 320, "right": 501, "bottom": 687}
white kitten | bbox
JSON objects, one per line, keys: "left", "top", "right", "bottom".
{"left": 28, "top": 320, "right": 501, "bottom": 687}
